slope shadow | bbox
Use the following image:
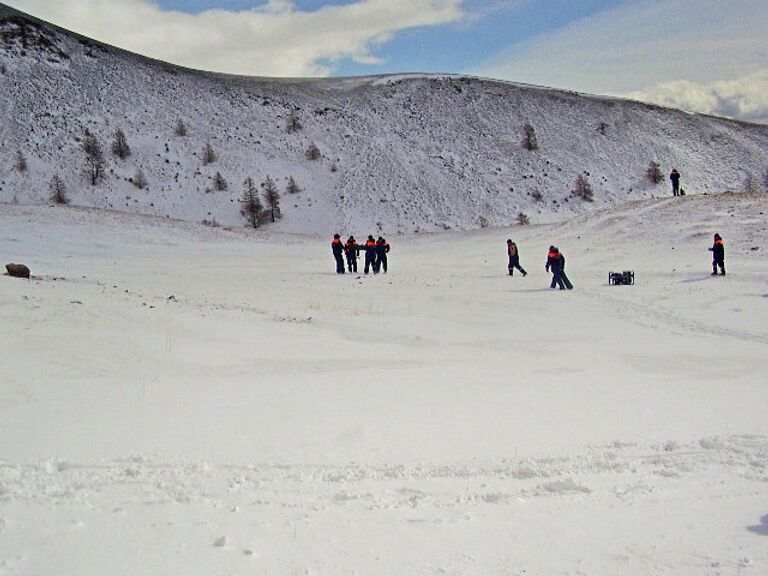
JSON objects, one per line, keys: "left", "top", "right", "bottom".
{"left": 747, "top": 514, "right": 768, "bottom": 536}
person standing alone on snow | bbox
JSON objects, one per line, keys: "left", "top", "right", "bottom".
{"left": 670, "top": 168, "right": 681, "bottom": 196}
{"left": 506, "top": 240, "right": 527, "bottom": 277}
{"left": 331, "top": 234, "right": 345, "bottom": 274}
{"left": 344, "top": 235, "right": 359, "bottom": 273}
{"left": 709, "top": 233, "right": 725, "bottom": 275}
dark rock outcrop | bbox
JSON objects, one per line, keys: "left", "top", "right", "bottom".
{"left": 5, "top": 263, "right": 30, "bottom": 278}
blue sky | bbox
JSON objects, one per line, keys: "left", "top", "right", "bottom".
{"left": 152, "top": 0, "right": 623, "bottom": 76}
{"left": 7, "top": 0, "right": 768, "bottom": 122}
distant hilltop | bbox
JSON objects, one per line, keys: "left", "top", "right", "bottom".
{"left": 2, "top": 3, "right": 767, "bottom": 234}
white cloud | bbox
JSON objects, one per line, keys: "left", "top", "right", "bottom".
{"left": 622, "top": 71, "right": 768, "bottom": 124}
{"left": 475, "top": 0, "right": 768, "bottom": 122}
{"left": 7, "top": 0, "right": 463, "bottom": 76}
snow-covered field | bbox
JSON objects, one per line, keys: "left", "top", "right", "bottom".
{"left": 1, "top": 192, "right": 767, "bottom": 575}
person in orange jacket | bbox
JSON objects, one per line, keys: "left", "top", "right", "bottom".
{"left": 709, "top": 233, "right": 725, "bottom": 275}
{"left": 331, "top": 233, "right": 345, "bottom": 274}
{"left": 545, "top": 245, "right": 572, "bottom": 290}
{"left": 344, "top": 235, "right": 359, "bottom": 273}
{"left": 506, "top": 240, "right": 527, "bottom": 277}
{"left": 375, "top": 237, "right": 391, "bottom": 273}
{"left": 363, "top": 235, "right": 377, "bottom": 274}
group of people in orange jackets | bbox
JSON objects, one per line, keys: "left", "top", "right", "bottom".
{"left": 332, "top": 231, "right": 725, "bottom": 283}
{"left": 507, "top": 232, "right": 725, "bottom": 289}
{"left": 331, "top": 234, "right": 390, "bottom": 275}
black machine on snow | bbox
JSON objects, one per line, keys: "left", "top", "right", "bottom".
{"left": 608, "top": 270, "right": 635, "bottom": 285}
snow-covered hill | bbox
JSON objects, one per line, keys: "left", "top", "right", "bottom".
{"left": 1, "top": 3, "right": 767, "bottom": 235}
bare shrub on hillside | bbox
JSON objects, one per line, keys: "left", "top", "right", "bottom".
{"left": 517, "top": 212, "right": 530, "bottom": 225}
{"left": 262, "top": 175, "right": 281, "bottom": 222}
{"left": 572, "top": 174, "right": 594, "bottom": 202}
{"left": 598, "top": 122, "right": 609, "bottom": 136}
{"left": 133, "top": 169, "right": 148, "bottom": 189}
{"left": 286, "top": 176, "right": 301, "bottom": 194}
{"left": 213, "top": 171, "right": 228, "bottom": 191}
{"left": 82, "top": 133, "right": 105, "bottom": 185}
{"left": 14, "top": 150, "right": 27, "bottom": 172}
{"left": 174, "top": 119, "right": 187, "bottom": 137}
{"left": 531, "top": 190, "right": 543, "bottom": 202}
{"left": 285, "top": 111, "right": 302, "bottom": 133}
{"left": 743, "top": 173, "right": 758, "bottom": 194}
{"left": 241, "top": 177, "right": 264, "bottom": 228}
{"left": 522, "top": 123, "right": 538, "bottom": 151}
{"left": 305, "top": 143, "right": 321, "bottom": 161}
{"left": 202, "top": 142, "right": 217, "bottom": 165}
{"left": 111, "top": 128, "right": 131, "bottom": 159}
{"left": 0, "top": 61, "right": 6, "bottom": 74}
{"left": 646, "top": 161, "right": 663, "bottom": 184}
{"left": 49, "top": 173, "right": 68, "bottom": 204}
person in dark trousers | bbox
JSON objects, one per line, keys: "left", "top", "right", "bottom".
{"left": 709, "top": 233, "right": 725, "bottom": 275}
{"left": 363, "top": 235, "right": 377, "bottom": 274}
{"left": 546, "top": 245, "right": 573, "bottom": 290}
{"left": 670, "top": 168, "right": 681, "bottom": 196}
{"left": 375, "top": 237, "right": 391, "bottom": 273}
{"left": 558, "top": 248, "right": 574, "bottom": 289}
{"left": 506, "top": 240, "right": 527, "bottom": 276}
{"left": 331, "top": 233, "right": 345, "bottom": 274}
{"left": 344, "top": 235, "right": 359, "bottom": 273}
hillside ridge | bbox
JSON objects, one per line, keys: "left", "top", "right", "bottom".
{"left": 2, "top": 3, "right": 767, "bottom": 234}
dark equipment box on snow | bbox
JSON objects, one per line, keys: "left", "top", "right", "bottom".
{"left": 609, "top": 270, "right": 635, "bottom": 285}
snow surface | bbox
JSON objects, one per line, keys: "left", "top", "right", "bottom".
{"left": 2, "top": 4, "right": 768, "bottom": 574}
{"left": 1, "top": 192, "right": 767, "bottom": 575}
{"left": 2, "top": 4, "right": 768, "bottom": 234}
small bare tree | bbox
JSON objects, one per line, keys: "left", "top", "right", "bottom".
{"left": 262, "top": 175, "right": 281, "bottom": 222}
{"left": 285, "top": 110, "right": 302, "bottom": 133}
{"left": 0, "top": 61, "right": 6, "bottom": 75}
{"left": 517, "top": 212, "right": 530, "bottom": 225}
{"left": 174, "top": 119, "right": 187, "bottom": 137}
{"left": 49, "top": 174, "right": 68, "bottom": 204}
{"left": 202, "top": 142, "right": 217, "bottom": 165}
{"left": 285, "top": 176, "right": 301, "bottom": 194}
{"left": 111, "top": 128, "right": 131, "bottom": 159}
{"left": 213, "top": 171, "right": 228, "bottom": 191}
{"left": 572, "top": 174, "right": 594, "bottom": 202}
{"left": 646, "top": 161, "right": 663, "bottom": 184}
{"left": 241, "top": 176, "right": 264, "bottom": 228}
{"left": 531, "top": 190, "right": 543, "bottom": 202}
{"left": 522, "top": 123, "right": 538, "bottom": 151}
{"left": 305, "top": 143, "right": 321, "bottom": 161}
{"left": 14, "top": 150, "right": 27, "bottom": 172}
{"left": 598, "top": 122, "right": 609, "bottom": 136}
{"left": 133, "top": 169, "right": 148, "bottom": 189}
{"left": 330, "top": 161, "right": 338, "bottom": 173}
{"left": 83, "top": 133, "right": 105, "bottom": 185}
{"left": 743, "top": 173, "right": 758, "bottom": 193}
